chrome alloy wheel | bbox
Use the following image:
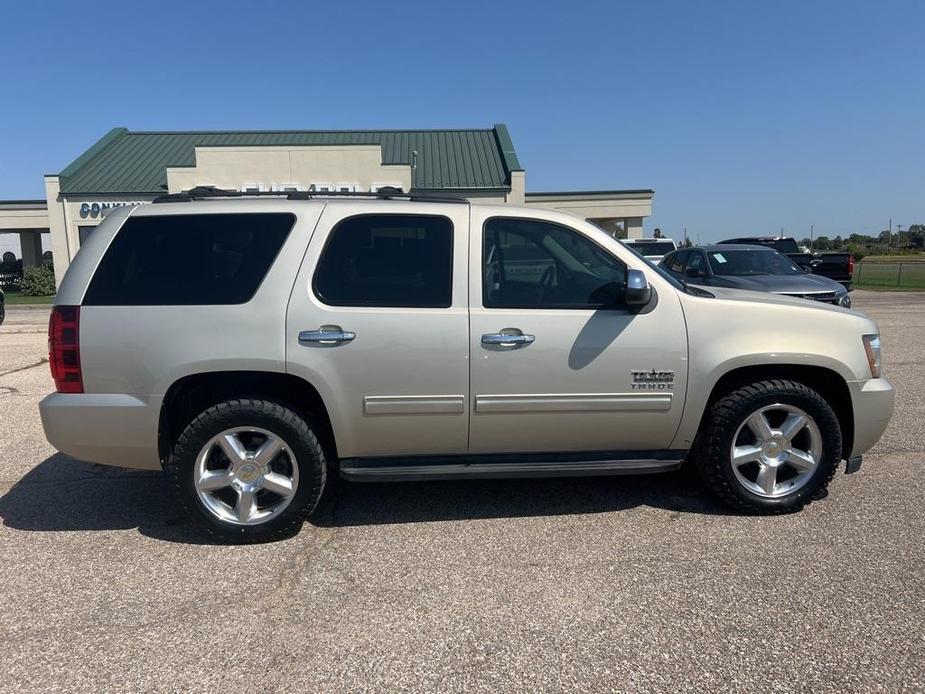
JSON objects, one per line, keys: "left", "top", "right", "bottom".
{"left": 193, "top": 427, "right": 299, "bottom": 525}
{"left": 730, "top": 404, "right": 822, "bottom": 498}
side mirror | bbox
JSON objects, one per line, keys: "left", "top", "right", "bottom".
{"left": 626, "top": 269, "right": 652, "bottom": 305}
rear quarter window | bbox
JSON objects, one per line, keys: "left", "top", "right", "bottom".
{"left": 83, "top": 213, "right": 295, "bottom": 306}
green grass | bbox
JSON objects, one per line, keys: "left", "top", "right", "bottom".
{"left": 858, "top": 254, "right": 925, "bottom": 263}
{"left": 853, "top": 284, "right": 925, "bottom": 292}
{"left": 3, "top": 291, "right": 55, "bottom": 305}
{"left": 853, "top": 261, "right": 925, "bottom": 290}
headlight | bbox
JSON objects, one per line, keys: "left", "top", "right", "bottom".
{"left": 838, "top": 293, "right": 852, "bottom": 308}
{"left": 862, "top": 334, "right": 882, "bottom": 378}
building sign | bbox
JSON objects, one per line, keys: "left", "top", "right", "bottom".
{"left": 79, "top": 201, "right": 147, "bottom": 219}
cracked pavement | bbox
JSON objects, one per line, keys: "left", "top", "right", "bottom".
{"left": 0, "top": 292, "right": 923, "bottom": 692}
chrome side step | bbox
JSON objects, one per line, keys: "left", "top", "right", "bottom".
{"left": 339, "top": 452, "right": 685, "bottom": 482}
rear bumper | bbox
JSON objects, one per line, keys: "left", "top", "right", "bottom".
{"left": 848, "top": 377, "right": 894, "bottom": 457}
{"left": 39, "top": 392, "right": 163, "bottom": 470}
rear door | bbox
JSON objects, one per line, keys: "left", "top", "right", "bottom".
{"left": 285, "top": 202, "right": 470, "bottom": 459}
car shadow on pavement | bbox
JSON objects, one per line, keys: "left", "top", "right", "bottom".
{"left": 311, "top": 471, "right": 735, "bottom": 528}
{"left": 0, "top": 454, "right": 734, "bottom": 544}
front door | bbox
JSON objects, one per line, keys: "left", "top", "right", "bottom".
{"left": 286, "top": 202, "right": 470, "bottom": 458}
{"left": 468, "top": 209, "right": 688, "bottom": 454}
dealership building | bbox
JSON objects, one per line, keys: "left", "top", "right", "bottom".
{"left": 0, "top": 124, "right": 654, "bottom": 287}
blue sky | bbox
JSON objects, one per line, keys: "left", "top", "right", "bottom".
{"left": 0, "top": 0, "right": 922, "bottom": 243}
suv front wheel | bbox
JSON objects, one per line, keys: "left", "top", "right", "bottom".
{"left": 167, "top": 399, "right": 327, "bottom": 543}
{"left": 694, "top": 379, "right": 842, "bottom": 514}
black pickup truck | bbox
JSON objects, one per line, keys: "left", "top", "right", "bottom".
{"left": 719, "top": 237, "right": 854, "bottom": 287}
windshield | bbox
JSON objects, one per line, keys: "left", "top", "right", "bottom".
{"left": 708, "top": 249, "right": 803, "bottom": 276}
{"left": 625, "top": 241, "right": 676, "bottom": 256}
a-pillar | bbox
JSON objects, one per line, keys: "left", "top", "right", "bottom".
{"left": 587, "top": 217, "right": 624, "bottom": 238}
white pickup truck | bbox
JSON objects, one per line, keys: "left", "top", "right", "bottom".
{"left": 623, "top": 238, "right": 678, "bottom": 263}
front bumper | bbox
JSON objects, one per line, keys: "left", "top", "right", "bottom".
{"left": 847, "top": 377, "right": 894, "bottom": 458}
{"left": 39, "top": 392, "right": 163, "bottom": 470}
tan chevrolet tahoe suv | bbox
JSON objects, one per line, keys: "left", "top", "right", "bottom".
{"left": 40, "top": 189, "right": 894, "bottom": 542}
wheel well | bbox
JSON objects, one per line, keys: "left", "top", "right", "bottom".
{"left": 158, "top": 371, "right": 336, "bottom": 465}
{"left": 704, "top": 365, "right": 854, "bottom": 459}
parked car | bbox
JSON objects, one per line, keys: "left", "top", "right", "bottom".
{"left": 660, "top": 245, "right": 852, "bottom": 307}
{"left": 622, "top": 238, "right": 677, "bottom": 263}
{"left": 719, "top": 236, "right": 854, "bottom": 287}
{"left": 40, "top": 191, "right": 893, "bottom": 542}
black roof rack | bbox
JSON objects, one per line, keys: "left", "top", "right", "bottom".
{"left": 152, "top": 185, "right": 468, "bottom": 204}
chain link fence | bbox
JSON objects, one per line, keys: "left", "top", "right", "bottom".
{"left": 854, "top": 262, "right": 925, "bottom": 289}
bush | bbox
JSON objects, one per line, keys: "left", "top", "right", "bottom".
{"left": 20, "top": 264, "right": 56, "bottom": 296}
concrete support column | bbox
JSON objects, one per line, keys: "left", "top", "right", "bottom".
{"left": 625, "top": 217, "right": 644, "bottom": 240}
{"left": 19, "top": 231, "right": 43, "bottom": 268}
{"left": 507, "top": 171, "right": 525, "bottom": 204}
{"left": 45, "top": 176, "right": 70, "bottom": 288}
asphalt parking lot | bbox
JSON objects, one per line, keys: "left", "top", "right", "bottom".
{"left": 1, "top": 292, "right": 923, "bottom": 692}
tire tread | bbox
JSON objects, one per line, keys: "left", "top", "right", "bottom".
{"left": 693, "top": 379, "right": 841, "bottom": 514}
{"left": 166, "top": 398, "right": 326, "bottom": 543}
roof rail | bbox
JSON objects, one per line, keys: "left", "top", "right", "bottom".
{"left": 152, "top": 185, "right": 468, "bottom": 204}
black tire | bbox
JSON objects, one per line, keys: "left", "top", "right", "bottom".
{"left": 0, "top": 299, "right": 5, "bottom": 326}
{"left": 166, "top": 399, "right": 327, "bottom": 543}
{"left": 693, "top": 379, "right": 842, "bottom": 514}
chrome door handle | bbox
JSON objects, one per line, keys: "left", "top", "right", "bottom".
{"left": 299, "top": 327, "right": 356, "bottom": 345}
{"left": 481, "top": 332, "right": 535, "bottom": 346}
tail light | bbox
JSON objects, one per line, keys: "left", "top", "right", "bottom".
{"left": 848, "top": 254, "right": 855, "bottom": 276}
{"left": 48, "top": 306, "right": 83, "bottom": 393}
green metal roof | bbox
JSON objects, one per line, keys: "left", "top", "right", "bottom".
{"left": 58, "top": 125, "right": 521, "bottom": 195}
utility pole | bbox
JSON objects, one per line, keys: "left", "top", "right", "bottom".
{"left": 889, "top": 218, "right": 892, "bottom": 248}
{"left": 810, "top": 224, "right": 814, "bottom": 251}
{"left": 684, "top": 227, "right": 688, "bottom": 246}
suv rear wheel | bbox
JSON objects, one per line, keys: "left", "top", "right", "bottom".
{"left": 694, "top": 379, "right": 842, "bottom": 514}
{"left": 167, "top": 399, "right": 326, "bottom": 543}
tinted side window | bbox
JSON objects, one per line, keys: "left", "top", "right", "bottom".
{"left": 686, "top": 252, "right": 704, "bottom": 274}
{"left": 483, "top": 218, "right": 627, "bottom": 309}
{"left": 772, "top": 239, "right": 800, "bottom": 254}
{"left": 668, "top": 250, "right": 690, "bottom": 273}
{"left": 313, "top": 214, "right": 453, "bottom": 308}
{"left": 83, "top": 213, "right": 294, "bottom": 306}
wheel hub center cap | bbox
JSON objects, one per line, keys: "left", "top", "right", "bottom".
{"left": 237, "top": 463, "right": 259, "bottom": 482}
{"left": 762, "top": 436, "right": 789, "bottom": 463}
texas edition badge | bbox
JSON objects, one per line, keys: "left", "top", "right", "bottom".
{"left": 631, "top": 369, "right": 675, "bottom": 390}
